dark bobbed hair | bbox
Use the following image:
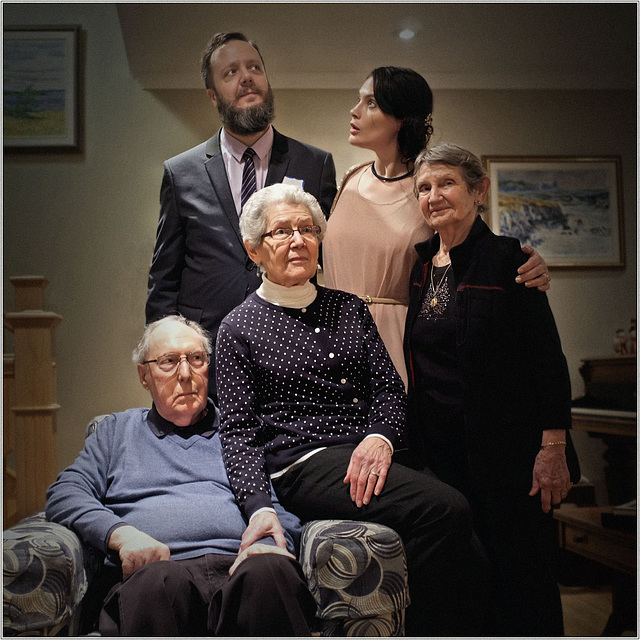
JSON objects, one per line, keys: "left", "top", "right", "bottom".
{"left": 370, "top": 66, "right": 434, "bottom": 165}
{"left": 200, "top": 32, "right": 266, "bottom": 90}
{"left": 413, "top": 142, "right": 488, "bottom": 213}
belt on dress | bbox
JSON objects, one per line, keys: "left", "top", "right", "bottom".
{"left": 359, "top": 295, "right": 408, "bottom": 305}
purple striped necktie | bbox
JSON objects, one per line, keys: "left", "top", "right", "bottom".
{"left": 240, "top": 147, "right": 257, "bottom": 212}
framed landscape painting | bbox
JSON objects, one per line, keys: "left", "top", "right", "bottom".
{"left": 482, "top": 156, "right": 624, "bottom": 268}
{"left": 4, "top": 25, "right": 81, "bottom": 152}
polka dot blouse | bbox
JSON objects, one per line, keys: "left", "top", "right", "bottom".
{"left": 216, "top": 286, "right": 407, "bottom": 518}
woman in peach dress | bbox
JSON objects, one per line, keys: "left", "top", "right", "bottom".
{"left": 323, "top": 66, "right": 550, "bottom": 388}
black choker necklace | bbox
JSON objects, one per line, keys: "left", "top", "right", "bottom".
{"left": 371, "top": 163, "right": 412, "bottom": 182}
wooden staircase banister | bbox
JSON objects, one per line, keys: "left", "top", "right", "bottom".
{"left": 3, "top": 277, "right": 61, "bottom": 528}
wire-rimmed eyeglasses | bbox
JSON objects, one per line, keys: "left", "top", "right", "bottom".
{"left": 260, "top": 225, "right": 322, "bottom": 241}
{"left": 142, "top": 351, "right": 210, "bottom": 373}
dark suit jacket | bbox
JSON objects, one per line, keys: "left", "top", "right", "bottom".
{"left": 145, "top": 127, "right": 337, "bottom": 347}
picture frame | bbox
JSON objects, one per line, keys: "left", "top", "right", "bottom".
{"left": 4, "top": 25, "right": 82, "bottom": 152}
{"left": 482, "top": 156, "right": 624, "bottom": 268}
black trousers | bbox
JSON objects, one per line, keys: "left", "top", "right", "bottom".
{"left": 422, "top": 437, "right": 565, "bottom": 636}
{"left": 272, "top": 444, "right": 490, "bottom": 636}
{"left": 97, "top": 553, "right": 316, "bottom": 636}
{"left": 473, "top": 489, "right": 564, "bottom": 636}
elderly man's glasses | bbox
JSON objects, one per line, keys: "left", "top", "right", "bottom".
{"left": 142, "top": 351, "right": 210, "bottom": 373}
{"left": 261, "top": 225, "right": 321, "bottom": 241}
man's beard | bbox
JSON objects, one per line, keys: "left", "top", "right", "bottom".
{"left": 216, "top": 86, "right": 275, "bottom": 137}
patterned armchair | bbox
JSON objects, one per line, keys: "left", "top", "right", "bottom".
{"left": 3, "top": 511, "right": 98, "bottom": 636}
{"left": 301, "top": 520, "right": 409, "bottom": 636}
{"left": 4, "top": 417, "right": 409, "bottom": 637}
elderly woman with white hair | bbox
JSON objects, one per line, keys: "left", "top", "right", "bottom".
{"left": 215, "top": 182, "right": 489, "bottom": 636}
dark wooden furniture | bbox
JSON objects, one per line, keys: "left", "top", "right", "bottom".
{"left": 557, "top": 355, "right": 637, "bottom": 635}
{"left": 555, "top": 507, "right": 635, "bottom": 576}
{"left": 555, "top": 506, "right": 636, "bottom": 635}
{"left": 572, "top": 355, "right": 636, "bottom": 413}
{"left": 571, "top": 355, "right": 636, "bottom": 506}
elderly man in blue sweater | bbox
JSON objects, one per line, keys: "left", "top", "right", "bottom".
{"left": 45, "top": 315, "right": 315, "bottom": 636}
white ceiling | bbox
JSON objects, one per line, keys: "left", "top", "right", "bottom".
{"left": 117, "top": 2, "right": 637, "bottom": 91}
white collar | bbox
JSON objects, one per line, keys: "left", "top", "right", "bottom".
{"left": 256, "top": 275, "right": 317, "bottom": 309}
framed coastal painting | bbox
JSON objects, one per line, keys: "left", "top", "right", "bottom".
{"left": 482, "top": 156, "right": 624, "bottom": 268}
{"left": 4, "top": 25, "right": 81, "bottom": 152}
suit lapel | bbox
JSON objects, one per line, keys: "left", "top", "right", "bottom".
{"left": 265, "top": 128, "right": 290, "bottom": 186}
{"left": 204, "top": 130, "right": 243, "bottom": 245}
{"left": 204, "top": 128, "right": 291, "bottom": 252}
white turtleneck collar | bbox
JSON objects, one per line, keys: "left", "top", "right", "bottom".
{"left": 256, "top": 275, "right": 318, "bottom": 309}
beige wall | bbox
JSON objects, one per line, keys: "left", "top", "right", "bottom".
{"left": 4, "top": 4, "right": 636, "bottom": 504}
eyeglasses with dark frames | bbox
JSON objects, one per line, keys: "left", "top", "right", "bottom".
{"left": 142, "top": 351, "right": 210, "bottom": 373}
{"left": 260, "top": 225, "right": 322, "bottom": 241}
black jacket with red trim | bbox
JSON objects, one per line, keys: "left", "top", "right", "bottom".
{"left": 403, "top": 215, "right": 579, "bottom": 487}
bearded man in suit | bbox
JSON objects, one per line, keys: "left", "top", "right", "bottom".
{"left": 145, "top": 32, "right": 337, "bottom": 397}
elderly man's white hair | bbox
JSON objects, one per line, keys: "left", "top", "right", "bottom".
{"left": 132, "top": 315, "right": 213, "bottom": 365}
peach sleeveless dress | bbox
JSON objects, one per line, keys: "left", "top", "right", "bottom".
{"left": 323, "top": 163, "right": 432, "bottom": 388}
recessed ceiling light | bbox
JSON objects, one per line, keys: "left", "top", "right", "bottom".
{"left": 398, "top": 28, "right": 416, "bottom": 41}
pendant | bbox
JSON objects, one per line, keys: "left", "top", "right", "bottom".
{"left": 430, "top": 297, "right": 438, "bottom": 307}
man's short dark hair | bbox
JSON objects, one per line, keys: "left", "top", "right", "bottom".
{"left": 200, "top": 32, "right": 265, "bottom": 90}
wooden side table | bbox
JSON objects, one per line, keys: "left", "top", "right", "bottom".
{"left": 555, "top": 506, "right": 636, "bottom": 635}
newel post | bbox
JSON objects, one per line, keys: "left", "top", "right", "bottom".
{"left": 4, "top": 277, "right": 62, "bottom": 521}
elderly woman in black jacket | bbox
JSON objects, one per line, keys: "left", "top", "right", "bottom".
{"left": 404, "top": 143, "right": 580, "bottom": 636}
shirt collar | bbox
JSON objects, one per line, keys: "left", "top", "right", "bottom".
{"left": 221, "top": 125, "right": 274, "bottom": 163}
{"left": 147, "top": 398, "right": 219, "bottom": 439}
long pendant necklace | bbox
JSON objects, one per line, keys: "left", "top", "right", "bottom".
{"left": 429, "top": 263, "right": 451, "bottom": 308}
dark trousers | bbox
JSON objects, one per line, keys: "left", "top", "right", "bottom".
{"left": 272, "top": 444, "right": 490, "bottom": 636}
{"left": 98, "top": 553, "right": 316, "bottom": 636}
{"left": 423, "top": 438, "right": 565, "bottom": 636}
{"left": 473, "top": 489, "right": 564, "bottom": 636}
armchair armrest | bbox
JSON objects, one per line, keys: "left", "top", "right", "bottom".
{"left": 3, "top": 510, "right": 100, "bottom": 636}
{"left": 300, "top": 520, "right": 409, "bottom": 637}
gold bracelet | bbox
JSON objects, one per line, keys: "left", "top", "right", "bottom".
{"left": 541, "top": 441, "right": 567, "bottom": 447}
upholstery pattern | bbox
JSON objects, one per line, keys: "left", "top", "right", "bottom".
{"left": 300, "top": 520, "right": 409, "bottom": 636}
{"left": 3, "top": 511, "right": 93, "bottom": 636}
{"left": 3, "top": 414, "right": 410, "bottom": 636}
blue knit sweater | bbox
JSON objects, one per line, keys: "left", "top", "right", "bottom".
{"left": 45, "top": 403, "right": 301, "bottom": 563}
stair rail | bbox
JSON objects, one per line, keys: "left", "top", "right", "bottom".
{"left": 3, "top": 276, "right": 62, "bottom": 527}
